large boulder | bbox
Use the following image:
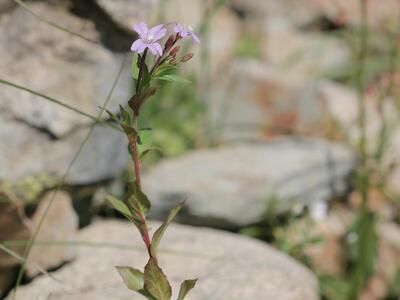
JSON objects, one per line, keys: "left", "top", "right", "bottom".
{"left": 0, "top": 2, "right": 131, "bottom": 138}
{"left": 207, "top": 61, "right": 355, "bottom": 142}
{"left": 232, "top": 0, "right": 400, "bottom": 29}
{"left": 0, "top": 118, "right": 128, "bottom": 184}
{"left": 96, "top": 0, "right": 158, "bottom": 31}
{"left": 261, "top": 29, "right": 349, "bottom": 78}
{"left": 143, "top": 137, "right": 356, "bottom": 228}
{"left": 8, "top": 220, "right": 319, "bottom": 300}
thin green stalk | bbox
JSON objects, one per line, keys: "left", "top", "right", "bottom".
{"left": 0, "top": 79, "right": 97, "bottom": 122}
{"left": 11, "top": 55, "right": 128, "bottom": 300}
{"left": 12, "top": 0, "right": 98, "bottom": 44}
{"left": 348, "top": 1, "right": 375, "bottom": 299}
{"left": 0, "top": 78, "right": 122, "bottom": 132}
{"left": 356, "top": 0, "right": 369, "bottom": 185}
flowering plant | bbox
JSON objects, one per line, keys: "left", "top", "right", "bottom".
{"left": 105, "top": 22, "right": 199, "bottom": 300}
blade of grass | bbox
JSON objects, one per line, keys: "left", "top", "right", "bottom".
{"left": 12, "top": 0, "right": 98, "bottom": 44}
{"left": 11, "top": 54, "right": 128, "bottom": 300}
{"left": 0, "top": 78, "right": 122, "bottom": 132}
{"left": 0, "top": 79, "right": 97, "bottom": 122}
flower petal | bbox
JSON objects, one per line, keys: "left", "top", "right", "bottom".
{"left": 149, "top": 24, "right": 167, "bottom": 41}
{"left": 137, "top": 42, "right": 147, "bottom": 54}
{"left": 130, "top": 39, "right": 145, "bottom": 52}
{"left": 147, "top": 43, "right": 163, "bottom": 56}
{"left": 133, "top": 22, "right": 149, "bottom": 39}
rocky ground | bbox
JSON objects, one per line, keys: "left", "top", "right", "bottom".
{"left": 0, "top": 0, "right": 399, "bottom": 299}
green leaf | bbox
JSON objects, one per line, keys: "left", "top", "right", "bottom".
{"left": 119, "top": 105, "right": 132, "bottom": 125}
{"left": 154, "top": 65, "right": 178, "bottom": 77}
{"left": 156, "top": 74, "right": 190, "bottom": 84}
{"left": 151, "top": 202, "right": 183, "bottom": 257}
{"left": 138, "top": 130, "right": 153, "bottom": 154}
{"left": 116, "top": 266, "right": 144, "bottom": 291}
{"left": 132, "top": 52, "right": 139, "bottom": 79}
{"left": 141, "top": 64, "right": 152, "bottom": 90}
{"left": 144, "top": 258, "right": 172, "bottom": 300}
{"left": 177, "top": 279, "right": 198, "bottom": 300}
{"left": 128, "top": 185, "right": 151, "bottom": 216}
{"left": 107, "top": 195, "right": 132, "bottom": 219}
{"left": 140, "top": 148, "right": 163, "bottom": 160}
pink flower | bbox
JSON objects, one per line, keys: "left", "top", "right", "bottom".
{"left": 131, "top": 22, "right": 167, "bottom": 56}
{"left": 173, "top": 23, "right": 200, "bottom": 44}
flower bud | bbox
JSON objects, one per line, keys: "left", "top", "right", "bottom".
{"left": 164, "top": 35, "right": 175, "bottom": 51}
{"left": 169, "top": 46, "right": 181, "bottom": 57}
{"left": 181, "top": 53, "right": 194, "bottom": 62}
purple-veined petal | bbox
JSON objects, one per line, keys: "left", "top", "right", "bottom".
{"left": 149, "top": 24, "right": 167, "bottom": 41}
{"left": 133, "top": 22, "right": 149, "bottom": 39}
{"left": 131, "top": 39, "right": 145, "bottom": 52}
{"left": 147, "top": 43, "right": 163, "bottom": 56}
{"left": 191, "top": 33, "right": 200, "bottom": 44}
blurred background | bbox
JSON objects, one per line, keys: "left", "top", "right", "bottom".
{"left": 0, "top": 0, "right": 399, "bottom": 299}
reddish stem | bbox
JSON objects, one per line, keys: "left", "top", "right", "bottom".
{"left": 129, "top": 136, "right": 142, "bottom": 189}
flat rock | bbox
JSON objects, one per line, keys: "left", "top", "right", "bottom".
{"left": 0, "top": 2, "right": 131, "bottom": 138}
{"left": 143, "top": 137, "right": 356, "bottom": 228}
{"left": 8, "top": 220, "right": 319, "bottom": 300}
{"left": 0, "top": 119, "right": 128, "bottom": 184}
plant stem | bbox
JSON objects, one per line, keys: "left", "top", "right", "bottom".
{"left": 348, "top": 1, "right": 374, "bottom": 299}
{"left": 131, "top": 51, "right": 155, "bottom": 259}
{"left": 129, "top": 135, "right": 142, "bottom": 189}
{"left": 357, "top": 0, "right": 369, "bottom": 209}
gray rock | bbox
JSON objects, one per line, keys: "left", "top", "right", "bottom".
{"left": 8, "top": 220, "right": 319, "bottom": 300}
{"left": 0, "top": 2, "right": 131, "bottom": 138}
{"left": 143, "top": 137, "right": 356, "bottom": 228}
{"left": 97, "top": 0, "right": 158, "bottom": 31}
{"left": 232, "top": 0, "right": 400, "bottom": 29}
{"left": 27, "top": 191, "right": 79, "bottom": 277}
{"left": 208, "top": 60, "right": 352, "bottom": 142}
{"left": 0, "top": 0, "right": 14, "bottom": 14}
{"left": 0, "top": 119, "right": 128, "bottom": 184}
{"left": 261, "top": 29, "right": 349, "bottom": 78}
